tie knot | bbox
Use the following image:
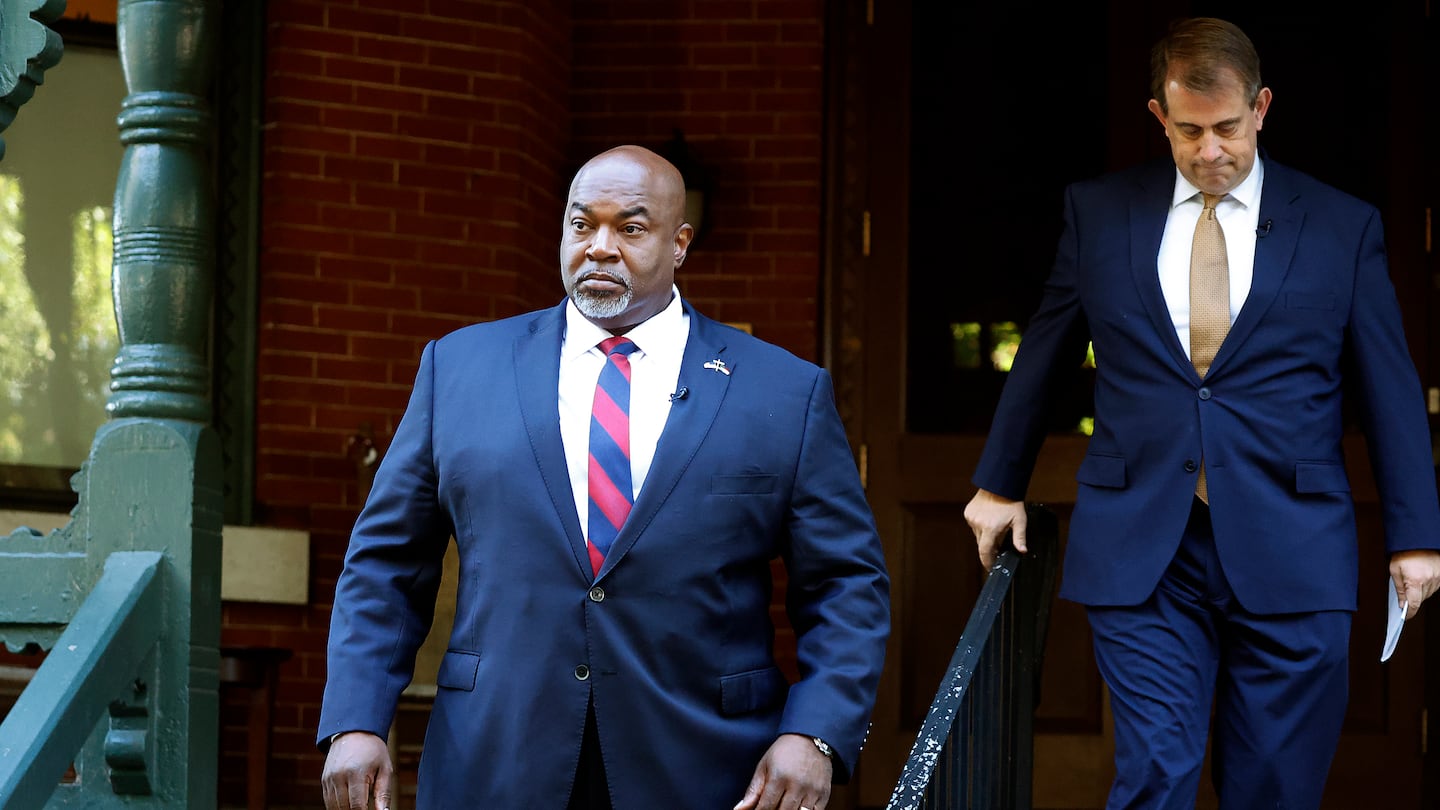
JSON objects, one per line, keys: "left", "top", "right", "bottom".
{"left": 598, "top": 336, "right": 639, "bottom": 358}
{"left": 1202, "top": 193, "right": 1224, "bottom": 211}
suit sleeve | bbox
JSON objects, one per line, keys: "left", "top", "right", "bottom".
{"left": 973, "top": 184, "right": 1094, "bottom": 499}
{"left": 1344, "top": 210, "right": 1440, "bottom": 553}
{"left": 316, "top": 340, "right": 453, "bottom": 747}
{"left": 775, "top": 369, "right": 891, "bottom": 783}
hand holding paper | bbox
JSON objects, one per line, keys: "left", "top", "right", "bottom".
{"left": 1388, "top": 550, "right": 1440, "bottom": 619}
{"left": 1382, "top": 549, "right": 1440, "bottom": 662}
{"left": 1381, "top": 577, "right": 1405, "bottom": 663}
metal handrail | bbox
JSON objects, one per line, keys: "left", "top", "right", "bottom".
{"left": 887, "top": 504, "right": 1059, "bottom": 810}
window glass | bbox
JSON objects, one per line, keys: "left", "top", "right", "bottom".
{"left": 0, "top": 46, "right": 126, "bottom": 471}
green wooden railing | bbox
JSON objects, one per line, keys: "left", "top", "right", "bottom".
{"left": 0, "top": 0, "right": 221, "bottom": 806}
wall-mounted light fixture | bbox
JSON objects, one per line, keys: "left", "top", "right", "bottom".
{"left": 661, "top": 130, "right": 712, "bottom": 241}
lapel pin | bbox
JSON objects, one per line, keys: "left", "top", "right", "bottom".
{"left": 703, "top": 359, "right": 731, "bottom": 376}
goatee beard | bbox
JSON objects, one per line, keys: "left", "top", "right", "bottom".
{"left": 572, "top": 285, "right": 633, "bottom": 320}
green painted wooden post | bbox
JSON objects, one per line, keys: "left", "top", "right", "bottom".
{"left": 95, "top": 0, "right": 222, "bottom": 801}
{"left": 110, "top": 0, "right": 216, "bottom": 423}
{"left": 0, "top": 0, "right": 221, "bottom": 806}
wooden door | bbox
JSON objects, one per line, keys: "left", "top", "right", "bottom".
{"left": 827, "top": 2, "right": 1436, "bottom": 807}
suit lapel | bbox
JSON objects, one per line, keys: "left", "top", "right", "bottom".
{"left": 513, "top": 302, "right": 592, "bottom": 576}
{"left": 1206, "top": 163, "right": 1303, "bottom": 377}
{"left": 1129, "top": 166, "right": 1196, "bottom": 379}
{"left": 596, "top": 305, "right": 730, "bottom": 580}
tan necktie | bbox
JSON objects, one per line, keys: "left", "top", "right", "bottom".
{"left": 1190, "top": 192, "right": 1228, "bottom": 503}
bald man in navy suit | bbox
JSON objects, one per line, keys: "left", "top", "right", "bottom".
{"left": 318, "top": 145, "right": 889, "bottom": 810}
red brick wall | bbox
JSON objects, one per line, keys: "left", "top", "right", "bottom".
{"left": 237, "top": 1, "right": 826, "bottom": 804}
{"left": 571, "top": 1, "right": 827, "bottom": 357}
{"left": 234, "top": 0, "right": 572, "bottom": 801}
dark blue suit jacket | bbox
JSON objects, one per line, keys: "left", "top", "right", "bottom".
{"left": 318, "top": 301, "right": 890, "bottom": 808}
{"left": 975, "top": 158, "right": 1440, "bottom": 615}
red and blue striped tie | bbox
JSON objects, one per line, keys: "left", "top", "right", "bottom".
{"left": 587, "top": 336, "right": 640, "bottom": 577}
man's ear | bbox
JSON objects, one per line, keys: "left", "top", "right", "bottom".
{"left": 1147, "top": 98, "right": 1168, "bottom": 130}
{"left": 673, "top": 223, "right": 694, "bottom": 268}
{"left": 1253, "top": 86, "right": 1272, "bottom": 131}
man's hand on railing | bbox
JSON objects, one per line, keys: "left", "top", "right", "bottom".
{"left": 733, "top": 732, "right": 833, "bottom": 810}
{"left": 964, "top": 488, "right": 1028, "bottom": 570}
{"left": 322, "top": 731, "right": 394, "bottom": 810}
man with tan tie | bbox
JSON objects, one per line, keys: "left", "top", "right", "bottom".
{"left": 963, "top": 17, "right": 1440, "bottom": 809}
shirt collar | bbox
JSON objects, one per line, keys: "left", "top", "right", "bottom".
{"left": 562, "top": 285, "right": 686, "bottom": 361}
{"left": 1170, "top": 155, "right": 1264, "bottom": 210}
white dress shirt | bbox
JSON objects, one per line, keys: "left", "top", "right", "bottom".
{"left": 1156, "top": 157, "right": 1265, "bottom": 358}
{"left": 559, "top": 288, "right": 689, "bottom": 544}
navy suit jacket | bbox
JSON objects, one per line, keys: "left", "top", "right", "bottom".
{"left": 318, "top": 301, "right": 890, "bottom": 808}
{"left": 974, "top": 158, "right": 1440, "bottom": 615}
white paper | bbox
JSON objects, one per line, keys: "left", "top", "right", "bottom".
{"left": 1381, "top": 577, "right": 1406, "bottom": 663}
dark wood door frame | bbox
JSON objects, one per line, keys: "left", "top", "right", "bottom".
{"left": 819, "top": 1, "right": 908, "bottom": 805}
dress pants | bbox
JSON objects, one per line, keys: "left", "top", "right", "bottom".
{"left": 567, "top": 698, "right": 613, "bottom": 810}
{"left": 1086, "top": 498, "right": 1351, "bottom": 810}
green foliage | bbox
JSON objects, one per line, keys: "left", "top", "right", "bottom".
{"left": 0, "top": 177, "right": 116, "bottom": 464}
{"left": 0, "top": 175, "right": 50, "bottom": 462}
{"left": 69, "top": 204, "right": 117, "bottom": 426}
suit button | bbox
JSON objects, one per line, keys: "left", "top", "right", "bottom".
{"left": 1184, "top": 459, "right": 1198, "bottom": 473}
{"left": 574, "top": 665, "right": 590, "bottom": 681}
{"left": 1198, "top": 387, "right": 1212, "bottom": 400}
{"left": 588, "top": 586, "right": 605, "bottom": 603}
